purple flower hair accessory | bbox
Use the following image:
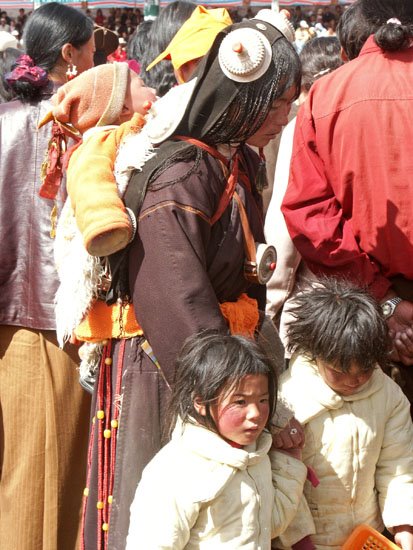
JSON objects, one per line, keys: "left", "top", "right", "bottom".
{"left": 5, "top": 54, "right": 48, "bottom": 88}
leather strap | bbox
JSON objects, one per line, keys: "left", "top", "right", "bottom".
{"left": 233, "top": 191, "right": 256, "bottom": 264}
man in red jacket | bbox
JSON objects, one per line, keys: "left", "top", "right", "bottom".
{"left": 282, "top": 0, "right": 413, "bottom": 396}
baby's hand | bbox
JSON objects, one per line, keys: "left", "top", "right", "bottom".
{"left": 394, "top": 525, "right": 413, "bottom": 549}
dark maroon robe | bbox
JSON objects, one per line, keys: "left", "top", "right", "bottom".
{"left": 83, "top": 145, "right": 278, "bottom": 550}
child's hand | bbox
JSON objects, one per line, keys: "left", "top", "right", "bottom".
{"left": 272, "top": 417, "right": 305, "bottom": 450}
{"left": 394, "top": 525, "right": 413, "bottom": 549}
{"left": 272, "top": 418, "right": 304, "bottom": 460}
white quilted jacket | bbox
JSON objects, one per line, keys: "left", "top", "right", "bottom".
{"left": 276, "top": 355, "right": 413, "bottom": 549}
{"left": 126, "top": 420, "right": 307, "bottom": 549}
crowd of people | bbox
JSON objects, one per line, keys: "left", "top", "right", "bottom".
{"left": 0, "top": 3, "right": 343, "bottom": 58}
{"left": 1, "top": 1, "right": 413, "bottom": 550}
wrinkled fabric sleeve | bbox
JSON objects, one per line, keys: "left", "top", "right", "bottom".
{"left": 129, "top": 163, "right": 229, "bottom": 380}
{"left": 275, "top": 497, "right": 316, "bottom": 549}
{"left": 375, "top": 383, "right": 413, "bottom": 531}
{"left": 281, "top": 103, "right": 391, "bottom": 300}
{"left": 67, "top": 115, "right": 145, "bottom": 255}
{"left": 265, "top": 117, "right": 302, "bottom": 321}
{"left": 126, "top": 461, "right": 200, "bottom": 550}
{"left": 269, "top": 451, "right": 308, "bottom": 539}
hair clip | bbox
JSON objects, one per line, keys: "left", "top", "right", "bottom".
{"left": 313, "top": 68, "right": 331, "bottom": 78}
{"left": 5, "top": 54, "right": 48, "bottom": 87}
{"left": 386, "top": 18, "right": 402, "bottom": 25}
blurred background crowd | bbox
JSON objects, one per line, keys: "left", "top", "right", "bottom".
{"left": 0, "top": 3, "right": 344, "bottom": 58}
{"left": 0, "top": 3, "right": 346, "bottom": 104}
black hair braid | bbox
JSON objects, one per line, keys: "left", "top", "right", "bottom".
{"left": 204, "top": 59, "right": 285, "bottom": 145}
{"left": 149, "top": 145, "right": 204, "bottom": 190}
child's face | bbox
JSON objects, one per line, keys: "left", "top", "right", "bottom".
{"left": 204, "top": 374, "right": 270, "bottom": 446}
{"left": 121, "top": 71, "right": 157, "bottom": 121}
{"left": 317, "top": 360, "right": 374, "bottom": 396}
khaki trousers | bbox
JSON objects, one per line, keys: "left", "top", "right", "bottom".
{"left": 0, "top": 326, "right": 91, "bottom": 550}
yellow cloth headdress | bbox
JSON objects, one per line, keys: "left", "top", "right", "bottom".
{"left": 146, "top": 5, "right": 232, "bottom": 72}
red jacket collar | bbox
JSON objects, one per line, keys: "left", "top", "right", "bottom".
{"left": 358, "top": 34, "right": 381, "bottom": 57}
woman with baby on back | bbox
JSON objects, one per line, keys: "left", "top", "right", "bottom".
{"left": 79, "top": 8, "right": 301, "bottom": 549}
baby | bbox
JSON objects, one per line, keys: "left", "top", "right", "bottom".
{"left": 40, "top": 61, "right": 156, "bottom": 257}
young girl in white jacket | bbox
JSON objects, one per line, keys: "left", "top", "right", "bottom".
{"left": 126, "top": 331, "right": 307, "bottom": 549}
{"left": 275, "top": 278, "right": 413, "bottom": 550}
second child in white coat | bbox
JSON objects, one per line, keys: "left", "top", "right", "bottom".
{"left": 276, "top": 278, "right": 413, "bottom": 550}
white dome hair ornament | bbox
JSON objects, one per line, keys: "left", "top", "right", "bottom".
{"left": 135, "top": 11, "right": 287, "bottom": 145}
{"left": 218, "top": 8, "right": 295, "bottom": 84}
{"left": 255, "top": 8, "right": 295, "bottom": 44}
{"left": 218, "top": 27, "right": 273, "bottom": 83}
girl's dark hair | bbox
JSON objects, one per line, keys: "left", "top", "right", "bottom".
{"left": 0, "top": 47, "right": 21, "bottom": 103}
{"left": 203, "top": 36, "right": 301, "bottom": 145}
{"left": 300, "top": 37, "right": 343, "bottom": 93}
{"left": 336, "top": 1, "right": 377, "bottom": 60}
{"left": 11, "top": 2, "right": 94, "bottom": 101}
{"left": 140, "top": 1, "right": 197, "bottom": 96}
{"left": 166, "top": 330, "right": 277, "bottom": 438}
{"left": 287, "top": 277, "right": 390, "bottom": 373}
{"left": 361, "top": 0, "right": 413, "bottom": 52}
{"left": 127, "top": 20, "right": 153, "bottom": 64}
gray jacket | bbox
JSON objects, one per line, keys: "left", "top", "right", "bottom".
{"left": 0, "top": 90, "right": 65, "bottom": 330}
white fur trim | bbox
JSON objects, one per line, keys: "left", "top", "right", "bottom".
{"left": 78, "top": 342, "right": 103, "bottom": 381}
{"left": 114, "top": 127, "right": 156, "bottom": 196}
{"left": 54, "top": 199, "right": 106, "bottom": 347}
